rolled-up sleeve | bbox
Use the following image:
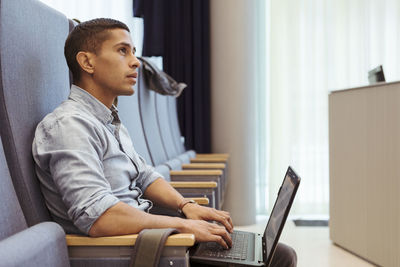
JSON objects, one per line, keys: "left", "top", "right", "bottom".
{"left": 135, "top": 154, "right": 163, "bottom": 193}
{"left": 33, "top": 115, "right": 120, "bottom": 234}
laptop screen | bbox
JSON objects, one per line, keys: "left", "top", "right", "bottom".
{"left": 263, "top": 167, "right": 300, "bottom": 264}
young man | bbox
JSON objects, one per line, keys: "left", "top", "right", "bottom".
{"left": 32, "top": 18, "right": 296, "bottom": 266}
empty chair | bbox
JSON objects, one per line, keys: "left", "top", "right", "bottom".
{"left": 136, "top": 64, "right": 224, "bottom": 209}
{"left": 156, "top": 93, "right": 227, "bottom": 193}
{"left": 167, "top": 96, "right": 229, "bottom": 161}
{"left": 167, "top": 96, "right": 230, "bottom": 195}
{"left": 117, "top": 65, "right": 218, "bottom": 208}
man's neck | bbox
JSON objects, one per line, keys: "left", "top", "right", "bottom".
{"left": 75, "top": 80, "right": 115, "bottom": 109}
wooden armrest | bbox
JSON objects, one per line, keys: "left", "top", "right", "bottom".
{"left": 169, "top": 181, "right": 218, "bottom": 188}
{"left": 66, "top": 233, "right": 195, "bottom": 247}
{"left": 169, "top": 170, "right": 223, "bottom": 176}
{"left": 181, "top": 163, "right": 226, "bottom": 170}
{"left": 192, "top": 197, "right": 210, "bottom": 205}
{"left": 196, "top": 153, "right": 229, "bottom": 159}
{"left": 190, "top": 158, "right": 227, "bottom": 163}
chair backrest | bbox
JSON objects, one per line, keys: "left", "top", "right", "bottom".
{"left": 167, "top": 96, "right": 196, "bottom": 158}
{"left": 0, "top": 0, "right": 70, "bottom": 226}
{"left": 138, "top": 69, "right": 184, "bottom": 170}
{"left": 138, "top": 69, "right": 170, "bottom": 165}
{"left": 118, "top": 65, "right": 155, "bottom": 165}
{"left": 118, "top": 64, "right": 174, "bottom": 179}
{"left": 0, "top": 139, "right": 27, "bottom": 240}
{"left": 154, "top": 93, "right": 180, "bottom": 159}
{"left": 166, "top": 96, "right": 186, "bottom": 154}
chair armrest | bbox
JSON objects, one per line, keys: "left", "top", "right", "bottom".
{"left": 196, "top": 153, "right": 230, "bottom": 159}
{"left": 66, "top": 233, "right": 195, "bottom": 247}
{"left": 169, "top": 181, "right": 218, "bottom": 188}
{"left": 191, "top": 197, "right": 210, "bottom": 205}
{"left": 190, "top": 158, "right": 228, "bottom": 163}
{"left": 169, "top": 170, "right": 223, "bottom": 176}
{"left": 181, "top": 163, "right": 226, "bottom": 170}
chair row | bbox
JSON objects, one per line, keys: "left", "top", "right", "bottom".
{"left": 0, "top": 136, "right": 194, "bottom": 267}
{"left": 117, "top": 60, "right": 229, "bottom": 209}
{"left": 0, "top": 0, "right": 203, "bottom": 266}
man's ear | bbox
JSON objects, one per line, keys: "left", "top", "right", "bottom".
{"left": 76, "top": 51, "right": 95, "bottom": 75}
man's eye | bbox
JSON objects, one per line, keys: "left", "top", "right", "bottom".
{"left": 119, "top": 48, "right": 127, "bottom": 54}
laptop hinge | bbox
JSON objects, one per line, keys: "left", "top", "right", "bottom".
{"left": 255, "top": 233, "right": 264, "bottom": 263}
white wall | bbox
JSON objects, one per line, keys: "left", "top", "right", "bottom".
{"left": 210, "top": 0, "right": 265, "bottom": 225}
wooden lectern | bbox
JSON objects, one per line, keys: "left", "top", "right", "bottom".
{"left": 329, "top": 81, "right": 400, "bottom": 266}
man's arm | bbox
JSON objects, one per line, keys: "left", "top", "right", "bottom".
{"left": 88, "top": 201, "right": 232, "bottom": 249}
{"left": 144, "top": 178, "right": 233, "bottom": 232}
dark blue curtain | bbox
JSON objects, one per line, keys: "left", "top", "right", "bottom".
{"left": 133, "top": 0, "right": 211, "bottom": 153}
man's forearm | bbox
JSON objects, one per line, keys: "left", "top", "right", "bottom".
{"left": 88, "top": 201, "right": 185, "bottom": 237}
{"left": 143, "top": 177, "right": 185, "bottom": 211}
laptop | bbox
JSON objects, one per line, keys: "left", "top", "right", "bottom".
{"left": 190, "top": 166, "right": 300, "bottom": 266}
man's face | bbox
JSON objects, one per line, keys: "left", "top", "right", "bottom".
{"left": 91, "top": 28, "right": 140, "bottom": 97}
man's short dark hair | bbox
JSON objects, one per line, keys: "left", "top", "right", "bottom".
{"left": 64, "top": 18, "right": 130, "bottom": 82}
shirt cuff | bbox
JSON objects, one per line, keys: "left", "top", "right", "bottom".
{"left": 73, "top": 194, "right": 120, "bottom": 235}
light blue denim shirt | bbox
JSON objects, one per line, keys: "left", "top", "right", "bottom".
{"left": 32, "top": 85, "right": 162, "bottom": 234}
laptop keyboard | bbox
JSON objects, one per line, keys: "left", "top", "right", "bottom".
{"left": 198, "top": 231, "right": 249, "bottom": 260}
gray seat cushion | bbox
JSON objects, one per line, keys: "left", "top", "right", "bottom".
{"left": 0, "top": 222, "right": 69, "bottom": 267}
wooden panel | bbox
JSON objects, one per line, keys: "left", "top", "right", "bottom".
{"left": 196, "top": 153, "right": 230, "bottom": 158}
{"left": 169, "top": 170, "right": 222, "bottom": 176}
{"left": 181, "top": 163, "right": 226, "bottom": 169}
{"left": 329, "top": 82, "right": 400, "bottom": 267}
{"left": 66, "top": 233, "right": 195, "bottom": 247}
{"left": 192, "top": 197, "right": 210, "bottom": 205}
{"left": 169, "top": 181, "right": 217, "bottom": 188}
{"left": 190, "top": 158, "right": 227, "bottom": 163}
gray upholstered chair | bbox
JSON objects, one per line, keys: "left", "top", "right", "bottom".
{"left": 0, "top": 139, "right": 70, "bottom": 267}
{"left": 136, "top": 64, "right": 224, "bottom": 208}
{"left": 0, "top": 0, "right": 195, "bottom": 266}
{"left": 156, "top": 93, "right": 228, "bottom": 199}
{"left": 117, "top": 66, "right": 217, "bottom": 208}
{"left": 167, "top": 96, "right": 230, "bottom": 162}
{"left": 166, "top": 95, "right": 229, "bottom": 195}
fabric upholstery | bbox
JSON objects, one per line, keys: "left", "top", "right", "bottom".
{"left": 0, "top": 222, "right": 69, "bottom": 267}
{"left": 118, "top": 66, "right": 155, "bottom": 165}
{"left": 137, "top": 65, "right": 171, "bottom": 165}
{"left": 155, "top": 93, "right": 181, "bottom": 159}
{"left": 0, "top": 139, "right": 27, "bottom": 240}
{"left": 167, "top": 96, "right": 196, "bottom": 158}
{"left": 0, "top": 0, "right": 70, "bottom": 226}
{"left": 154, "top": 94, "right": 194, "bottom": 163}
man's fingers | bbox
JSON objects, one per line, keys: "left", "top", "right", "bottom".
{"left": 218, "top": 215, "right": 233, "bottom": 233}
{"left": 210, "top": 209, "right": 234, "bottom": 233}
{"left": 211, "top": 226, "right": 232, "bottom": 248}
{"left": 212, "top": 234, "right": 230, "bottom": 249}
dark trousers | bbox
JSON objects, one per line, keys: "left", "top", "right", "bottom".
{"left": 270, "top": 243, "right": 297, "bottom": 267}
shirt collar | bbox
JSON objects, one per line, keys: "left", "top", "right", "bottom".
{"left": 69, "top": 85, "right": 114, "bottom": 125}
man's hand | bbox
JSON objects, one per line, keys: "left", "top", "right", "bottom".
{"left": 179, "top": 219, "right": 232, "bottom": 249}
{"left": 182, "top": 203, "right": 234, "bottom": 233}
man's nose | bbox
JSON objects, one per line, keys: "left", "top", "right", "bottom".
{"left": 130, "top": 55, "right": 140, "bottom": 69}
